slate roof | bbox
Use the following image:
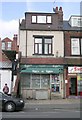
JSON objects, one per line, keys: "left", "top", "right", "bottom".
{"left": 63, "top": 21, "right": 81, "bottom": 31}
{"left": 0, "top": 61, "right": 12, "bottom": 68}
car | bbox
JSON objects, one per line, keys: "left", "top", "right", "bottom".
{"left": 0, "top": 92, "right": 25, "bottom": 112}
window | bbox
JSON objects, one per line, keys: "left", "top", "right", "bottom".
{"left": 32, "top": 15, "right": 51, "bottom": 24}
{"left": 37, "top": 16, "right": 46, "bottom": 23}
{"left": 69, "top": 16, "right": 82, "bottom": 27}
{"left": 2, "top": 42, "right": 5, "bottom": 50}
{"left": 81, "top": 39, "right": 82, "bottom": 55}
{"left": 32, "top": 75, "right": 40, "bottom": 88}
{"left": 41, "top": 75, "right": 50, "bottom": 88}
{"left": 71, "top": 38, "right": 82, "bottom": 55}
{"left": 7, "top": 42, "right": 12, "bottom": 50}
{"left": 21, "top": 74, "right": 30, "bottom": 88}
{"left": 31, "top": 74, "right": 50, "bottom": 89}
{"left": 51, "top": 75, "right": 60, "bottom": 92}
{"left": 34, "top": 37, "right": 52, "bottom": 55}
{"left": 47, "top": 16, "right": 51, "bottom": 23}
{"left": 21, "top": 74, "right": 50, "bottom": 89}
{"left": 32, "top": 16, "right": 36, "bottom": 23}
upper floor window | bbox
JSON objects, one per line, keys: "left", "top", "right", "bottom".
{"left": 7, "top": 42, "right": 12, "bottom": 50}
{"left": 69, "top": 16, "right": 82, "bottom": 27}
{"left": 32, "top": 15, "right": 51, "bottom": 24}
{"left": 34, "top": 36, "right": 53, "bottom": 55}
{"left": 71, "top": 38, "right": 82, "bottom": 55}
{"left": 32, "top": 16, "right": 36, "bottom": 23}
{"left": 2, "top": 42, "right": 5, "bottom": 50}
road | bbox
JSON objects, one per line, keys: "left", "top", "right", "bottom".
{"left": 1, "top": 103, "right": 81, "bottom": 119}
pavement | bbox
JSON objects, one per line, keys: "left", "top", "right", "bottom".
{"left": 24, "top": 97, "right": 81, "bottom": 111}
{"left": 25, "top": 98, "right": 80, "bottom": 104}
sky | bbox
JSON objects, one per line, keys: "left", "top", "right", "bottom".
{"left": 0, "top": 0, "right": 82, "bottom": 40}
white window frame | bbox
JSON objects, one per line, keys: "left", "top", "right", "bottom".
{"left": 7, "top": 42, "right": 12, "bottom": 50}
{"left": 71, "top": 38, "right": 80, "bottom": 55}
{"left": 81, "top": 39, "right": 82, "bottom": 55}
{"left": 32, "top": 15, "right": 52, "bottom": 24}
{"left": 37, "top": 16, "right": 46, "bottom": 23}
{"left": 47, "top": 16, "right": 51, "bottom": 23}
{"left": 32, "top": 16, "right": 36, "bottom": 23}
{"left": 2, "top": 42, "right": 5, "bottom": 50}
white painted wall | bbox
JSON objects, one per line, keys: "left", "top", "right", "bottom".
{"left": 0, "top": 70, "right": 12, "bottom": 94}
{"left": 19, "top": 30, "right": 64, "bottom": 57}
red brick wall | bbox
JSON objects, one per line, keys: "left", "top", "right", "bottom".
{"left": 64, "top": 31, "right": 82, "bottom": 56}
{"left": 21, "top": 57, "right": 64, "bottom": 64}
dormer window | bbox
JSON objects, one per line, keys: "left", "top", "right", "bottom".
{"left": 32, "top": 16, "right": 36, "bottom": 23}
{"left": 69, "top": 16, "right": 82, "bottom": 27}
{"left": 32, "top": 15, "right": 51, "bottom": 24}
{"left": 37, "top": 16, "right": 46, "bottom": 23}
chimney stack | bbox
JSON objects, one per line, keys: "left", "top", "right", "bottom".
{"left": 13, "top": 34, "right": 18, "bottom": 51}
{"left": 53, "top": 6, "right": 63, "bottom": 14}
{"left": 13, "top": 34, "right": 18, "bottom": 40}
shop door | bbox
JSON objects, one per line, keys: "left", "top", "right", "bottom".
{"left": 70, "top": 78, "right": 77, "bottom": 95}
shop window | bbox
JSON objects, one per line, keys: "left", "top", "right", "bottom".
{"left": 21, "top": 74, "right": 30, "bottom": 88}
{"left": 51, "top": 75, "right": 60, "bottom": 92}
{"left": 32, "top": 75, "right": 40, "bottom": 88}
{"left": 32, "top": 74, "right": 50, "bottom": 89}
{"left": 41, "top": 75, "right": 50, "bottom": 88}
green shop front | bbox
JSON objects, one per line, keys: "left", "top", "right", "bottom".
{"left": 20, "top": 65, "right": 64, "bottom": 99}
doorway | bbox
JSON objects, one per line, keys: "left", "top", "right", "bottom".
{"left": 70, "top": 77, "right": 77, "bottom": 95}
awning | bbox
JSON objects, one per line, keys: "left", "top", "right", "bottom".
{"left": 20, "top": 65, "right": 64, "bottom": 74}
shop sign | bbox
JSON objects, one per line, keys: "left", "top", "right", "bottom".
{"left": 68, "top": 66, "right": 82, "bottom": 73}
{"left": 21, "top": 65, "right": 64, "bottom": 74}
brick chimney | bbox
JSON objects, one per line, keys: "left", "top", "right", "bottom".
{"left": 0, "top": 38, "right": 2, "bottom": 61}
{"left": 13, "top": 34, "right": 17, "bottom": 41}
{"left": 12, "top": 34, "right": 18, "bottom": 51}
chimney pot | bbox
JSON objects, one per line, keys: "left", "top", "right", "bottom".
{"left": 56, "top": 7, "right": 58, "bottom": 11}
{"left": 59, "top": 7, "right": 62, "bottom": 11}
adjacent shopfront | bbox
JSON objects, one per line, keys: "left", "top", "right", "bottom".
{"left": 68, "top": 66, "right": 82, "bottom": 96}
{"left": 20, "top": 65, "right": 64, "bottom": 99}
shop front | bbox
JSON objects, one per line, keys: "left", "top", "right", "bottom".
{"left": 68, "top": 66, "right": 82, "bottom": 96}
{"left": 20, "top": 65, "right": 64, "bottom": 99}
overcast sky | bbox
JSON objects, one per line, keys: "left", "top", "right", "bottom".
{"left": 0, "top": 0, "right": 81, "bottom": 40}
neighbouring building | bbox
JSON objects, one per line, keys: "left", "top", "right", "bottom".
{"left": 18, "top": 7, "right": 66, "bottom": 99}
{"left": 0, "top": 35, "right": 18, "bottom": 94}
{"left": 63, "top": 16, "right": 82, "bottom": 97}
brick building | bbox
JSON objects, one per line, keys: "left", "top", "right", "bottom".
{"left": 18, "top": 7, "right": 66, "bottom": 99}
{"left": 63, "top": 16, "right": 82, "bottom": 97}
{"left": 16, "top": 7, "right": 82, "bottom": 99}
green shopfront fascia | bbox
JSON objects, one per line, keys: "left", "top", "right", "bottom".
{"left": 20, "top": 65, "right": 64, "bottom": 99}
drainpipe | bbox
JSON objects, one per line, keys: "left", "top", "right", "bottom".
{"left": 26, "top": 30, "right": 27, "bottom": 57}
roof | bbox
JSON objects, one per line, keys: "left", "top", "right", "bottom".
{"left": 0, "top": 61, "right": 12, "bottom": 68}
{"left": 63, "top": 21, "right": 81, "bottom": 31}
{"left": 2, "top": 37, "right": 12, "bottom": 42}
